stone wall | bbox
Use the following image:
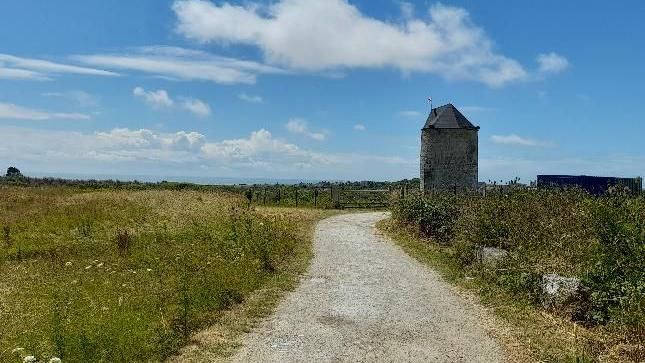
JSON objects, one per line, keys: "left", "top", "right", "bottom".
{"left": 420, "top": 128, "right": 478, "bottom": 193}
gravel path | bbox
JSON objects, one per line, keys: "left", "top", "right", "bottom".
{"left": 229, "top": 212, "right": 506, "bottom": 362}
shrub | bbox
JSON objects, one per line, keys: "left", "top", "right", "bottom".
{"left": 391, "top": 194, "right": 459, "bottom": 244}
{"left": 580, "top": 195, "right": 645, "bottom": 331}
{"left": 6, "top": 166, "right": 22, "bottom": 177}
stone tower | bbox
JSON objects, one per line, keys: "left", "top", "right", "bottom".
{"left": 420, "top": 104, "right": 479, "bottom": 193}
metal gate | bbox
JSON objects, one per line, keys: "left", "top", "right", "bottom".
{"left": 331, "top": 187, "right": 391, "bottom": 209}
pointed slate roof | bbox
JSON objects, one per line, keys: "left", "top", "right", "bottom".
{"left": 423, "top": 104, "right": 479, "bottom": 130}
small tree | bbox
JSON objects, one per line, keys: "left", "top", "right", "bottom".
{"left": 6, "top": 166, "right": 22, "bottom": 177}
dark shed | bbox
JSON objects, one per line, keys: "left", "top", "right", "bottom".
{"left": 537, "top": 175, "right": 643, "bottom": 195}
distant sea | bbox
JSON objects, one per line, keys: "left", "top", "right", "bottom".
{"left": 29, "top": 172, "right": 324, "bottom": 186}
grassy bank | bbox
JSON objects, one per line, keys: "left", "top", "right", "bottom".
{"left": 0, "top": 186, "right": 333, "bottom": 362}
{"left": 383, "top": 189, "right": 644, "bottom": 362}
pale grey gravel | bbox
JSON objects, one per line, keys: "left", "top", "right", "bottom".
{"left": 229, "top": 212, "right": 506, "bottom": 363}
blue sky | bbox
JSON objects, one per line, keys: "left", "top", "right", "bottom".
{"left": 0, "top": 0, "right": 643, "bottom": 182}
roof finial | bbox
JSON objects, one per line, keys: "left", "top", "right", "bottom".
{"left": 428, "top": 96, "right": 433, "bottom": 111}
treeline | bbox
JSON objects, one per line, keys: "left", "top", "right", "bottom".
{"left": 0, "top": 173, "right": 420, "bottom": 200}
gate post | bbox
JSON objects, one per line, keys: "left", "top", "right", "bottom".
{"left": 331, "top": 186, "right": 341, "bottom": 209}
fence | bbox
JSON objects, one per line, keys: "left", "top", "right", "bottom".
{"left": 244, "top": 185, "right": 401, "bottom": 209}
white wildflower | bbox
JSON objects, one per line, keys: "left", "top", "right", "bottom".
{"left": 49, "top": 358, "right": 62, "bottom": 363}
{"left": 259, "top": 222, "right": 264, "bottom": 226}
{"left": 146, "top": 268, "right": 152, "bottom": 272}
{"left": 24, "top": 356, "right": 36, "bottom": 363}
{"left": 65, "top": 261, "right": 72, "bottom": 266}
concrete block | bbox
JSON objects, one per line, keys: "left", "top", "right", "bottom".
{"left": 477, "top": 247, "right": 509, "bottom": 265}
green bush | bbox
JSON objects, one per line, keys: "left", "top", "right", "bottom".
{"left": 580, "top": 195, "right": 645, "bottom": 331}
{"left": 391, "top": 194, "right": 459, "bottom": 244}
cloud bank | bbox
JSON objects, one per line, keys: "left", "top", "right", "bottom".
{"left": 0, "top": 125, "right": 413, "bottom": 179}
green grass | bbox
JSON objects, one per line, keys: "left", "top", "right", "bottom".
{"left": 0, "top": 186, "right": 334, "bottom": 362}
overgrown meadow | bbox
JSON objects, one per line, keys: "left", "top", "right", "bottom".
{"left": 390, "top": 188, "right": 644, "bottom": 362}
{"left": 0, "top": 186, "right": 325, "bottom": 362}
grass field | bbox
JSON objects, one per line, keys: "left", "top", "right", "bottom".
{"left": 0, "top": 186, "right": 334, "bottom": 362}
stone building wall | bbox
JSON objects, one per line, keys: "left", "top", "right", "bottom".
{"left": 420, "top": 128, "right": 478, "bottom": 193}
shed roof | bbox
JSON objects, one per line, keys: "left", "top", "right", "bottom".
{"left": 423, "top": 104, "right": 479, "bottom": 130}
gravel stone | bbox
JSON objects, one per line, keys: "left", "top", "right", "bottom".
{"left": 229, "top": 212, "right": 505, "bottom": 362}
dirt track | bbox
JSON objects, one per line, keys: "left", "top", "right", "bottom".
{"left": 229, "top": 212, "right": 505, "bottom": 362}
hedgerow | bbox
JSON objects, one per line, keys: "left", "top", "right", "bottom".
{"left": 391, "top": 189, "right": 644, "bottom": 337}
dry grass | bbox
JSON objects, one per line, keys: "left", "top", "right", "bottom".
{"left": 0, "top": 186, "right": 335, "bottom": 362}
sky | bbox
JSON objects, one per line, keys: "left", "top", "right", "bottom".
{"left": 0, "top": 0, "right": 644, "bottom": 183}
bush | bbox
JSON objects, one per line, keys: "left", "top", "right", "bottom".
{"left": 6, "top": 166, "right": 22, "bottom": 177}
{"left": 391, "top": 194, "right": 459, "bottom": 244}
{"left": 580, "top": 195, "right": 645, "bottom": 331}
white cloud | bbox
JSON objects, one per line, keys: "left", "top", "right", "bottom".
{"left": 537, "top": 52, "right": 569, "bottom": 74}
{"left": 398, "top": 110, "right": 422, "bottom": 118}
{"left": 490, "top": 134, "right": 553, "bottom": 148}
{"left": 74, "top": 46, "right": 286, "bottom": 85}
{"left": 173, "top": 0, "right": 529, "bottom": 87}
{"left": 0, "top": 65, "right": 51, "bottom": 81}
{"left": 460, "top": 106, "right": 494, "bottom": 114}
{"left": 133, "top": 86, "right": 211, "bottom": 117}
{"left": 238, "top": 93, "right": 263, "bottom": 103}
{"left": 399, "top": 2, "right": 415, "bottom": 19}
{"left": 354, "top": 123, "right": 366, "bottom": 131}
{"left": 42, "top": 91, "right": 99, "bottom": 107}
{"left": 0, "top": 53, "right": 118, "bottom": 80}
{"left": 0, "top": 102, "right": 91, "bottom": 120}
{"left": 133, "top": 87, "right": 174, "bottom": 108}
{"left": 181, "top": 98, "right": 211, "bottom": 117}
{"left": 285, "top": 118, "right": 327, "bottom": 141}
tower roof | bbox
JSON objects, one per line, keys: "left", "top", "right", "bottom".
{"left": 423, "top": 104, "right": 479, "bottom": 130}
